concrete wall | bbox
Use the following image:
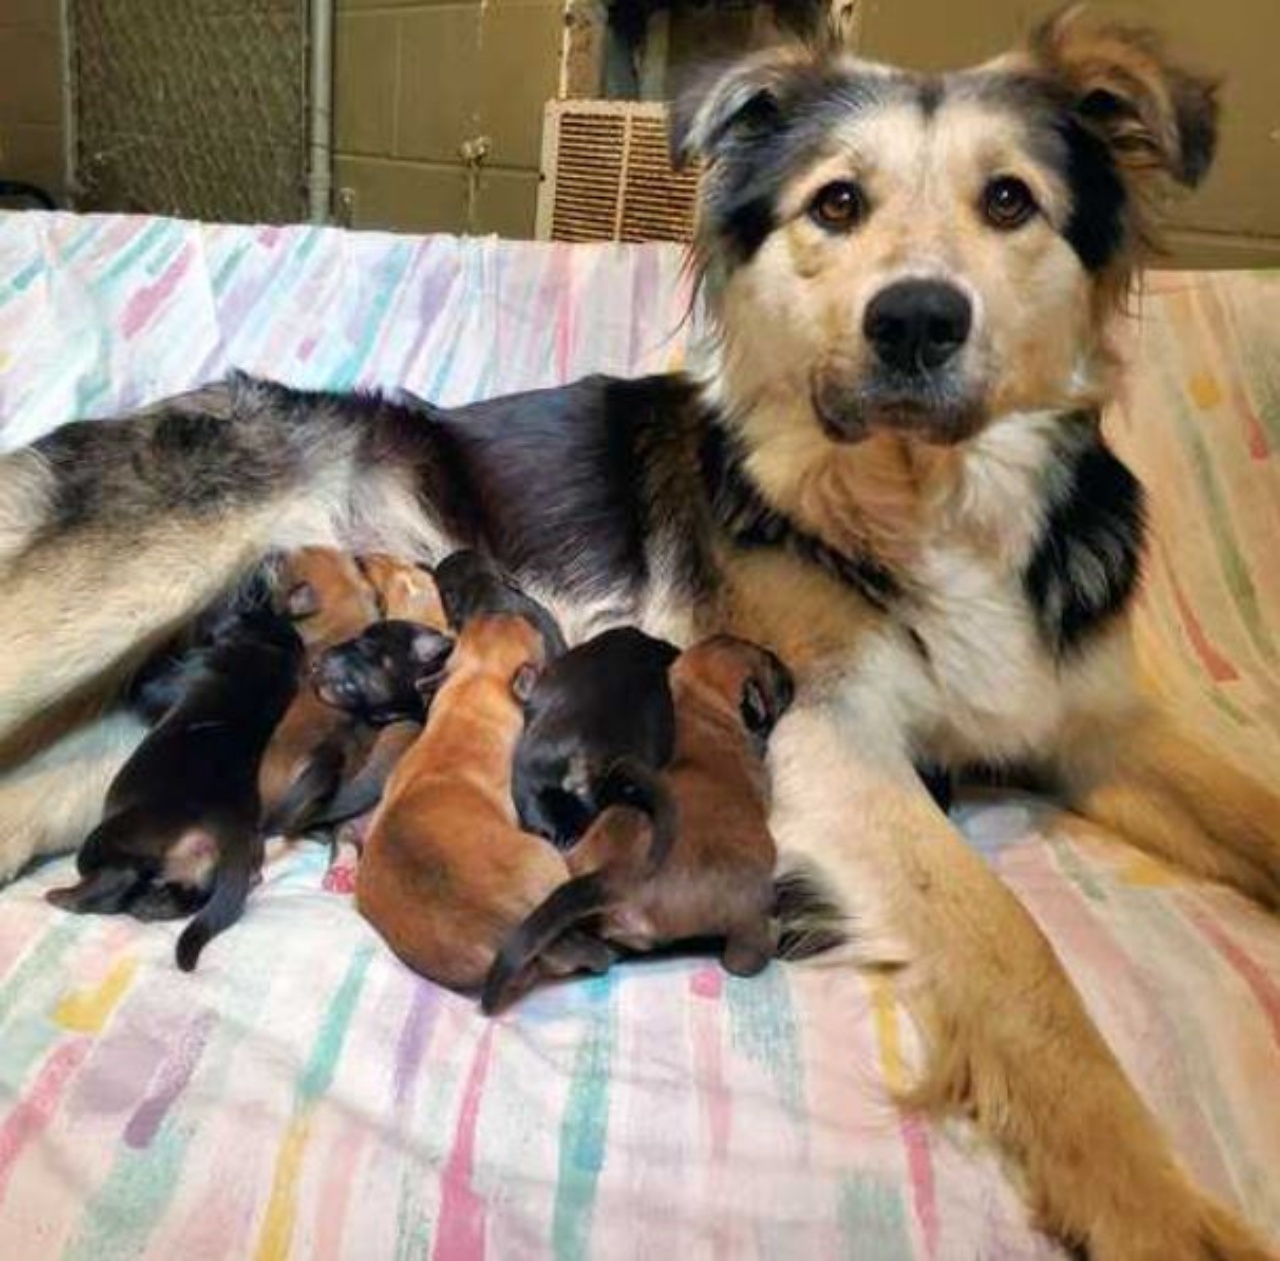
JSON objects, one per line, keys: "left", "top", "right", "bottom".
{"left": 0, "top": 0, "right": 64, "bottom": 199}
{"left": 334, "top": 0, "right": 566, "bottom": 236}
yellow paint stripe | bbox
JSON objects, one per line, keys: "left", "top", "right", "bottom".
{"left": 54, "top": 956, "right": 137, "bottom": 1033}
{"left": 1119, "top": 853, "right": 1178, "bottom": 887}
{"left": 869, "top": 973, "right": 906, "bottom": 1093}
{"left": 255, "top": 1111, "right": 313, "bottom": 1261}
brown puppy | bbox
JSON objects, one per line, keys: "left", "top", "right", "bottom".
{"left": 357, "top": 614, "right": 605, "bottom": 993}
{"left": 482, "top": 635, "right": 794, "bottom": 1012}
{"left": 358, "top": 553, "right": 447, "bottom": 627}
{"left": 257, "top": 548, "right": 381, "bottom": 834}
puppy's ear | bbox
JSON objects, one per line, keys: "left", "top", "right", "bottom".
{"left": 284, "top": 581, "right": 319, "bottom": 619}
{"left": 511, "top": 663, "right": 541, "bottom": 705}
{"left": 1029, "top": 5, "right": 1219, "bottom": 188}
{"left": 670, "top": 49, "right": 807, "bottom": 170}
{"left": 740, "top": 678, "right": 772, "bottom": 736}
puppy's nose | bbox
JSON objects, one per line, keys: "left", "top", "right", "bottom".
{"left": 864, "top": 280, "right": 972, "bottom": 372}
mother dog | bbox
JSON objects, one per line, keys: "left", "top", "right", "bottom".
{"left": 1, "top": 9, "right": 1278, "bottom": 1257}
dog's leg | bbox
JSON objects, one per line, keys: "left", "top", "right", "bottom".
{"left": 1057, "top": 700, "right": 1280, "bottom": 909}
{"left": 0, "top": 710, "right": 147, "bottom": 883}
{"left": 771, "top": 695, "right": 1273, "bottom": 1259}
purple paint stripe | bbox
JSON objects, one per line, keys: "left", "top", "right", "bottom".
{"left": 124, "top": 1009, "right": 216, "bottom": 1148}
{"left": 393, "top": 980, "right": 442, "bottom": 1108}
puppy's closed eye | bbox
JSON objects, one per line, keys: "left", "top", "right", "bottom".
{"left": 741, "top": 679, "right": 772, "bottom": 735}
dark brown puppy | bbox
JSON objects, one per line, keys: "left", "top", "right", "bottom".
{"left": 47, "top": 605, "right": 302, "bottom": 970}
{"left": 511, "top": 627, "right": 680, "bottom": 847}
{"left": 257, "top": 548, "right": 383, "bottom": 835}
{"left": 482, "top": 634, "right": 793, "bottom": 1012}
{"left": 357, "top": 614, "right": 606, "bottom": 993}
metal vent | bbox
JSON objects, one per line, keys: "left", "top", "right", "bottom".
{"left": 537, "top": 101, "right": 699, "bottom": 243}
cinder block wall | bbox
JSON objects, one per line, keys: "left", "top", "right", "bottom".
{"left": 0, "top": 0, "right": 64, "bottom": 198}
{"left": 334, "top": 0, "right": 566, "bottom": 236}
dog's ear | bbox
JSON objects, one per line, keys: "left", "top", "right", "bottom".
{"left": 284, "top": 581, "right": 319, "bottom": 619}
{"left": 1029, "top": 5, "right": 1219, "bottom": 188}
{"left": 740, "top": 678, "right": 772, "bottom": 736}
{"left": 670, "top": 50, "right": 803, "bottom": 171}
{"left": 511, "top": 663, "right": 540, "bottom": 705}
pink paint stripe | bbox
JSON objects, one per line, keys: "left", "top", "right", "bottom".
{"left": 0, "top": 1040, "right": 91, "bottom": 1206}
{"left": 1186, "top": 904, "right": 1280, "bottom": 1048}
{"left": 1160, "top": 546, "right": 1239, "bottom": 682}
{"left": 689, "top": 966, "right": 729, "bottom": 1161}
{"left": 431, "top": 1027, "right": 494, "bottom": 1261}
{"left": 122, "top": 243, "right": 193, "bottom": 338}
{"left": 313, "top": 1125, "right": 369, "bottom": 1261}
{"left": 901, "top": 1113, "right": 938, "bottom": 1257}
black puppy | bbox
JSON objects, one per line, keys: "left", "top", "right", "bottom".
{"left": 433, "top": 549, "right": 568, "bottom": 656}
{"left": 511, "top": 626, "right": 680, "bottom": 848}
{"left": 311, "top": 619, "right": 454, "bottom": 726}
{"left": 47, "top": 605, "right": 303, "bottom": 971}
{"left": 308, "top": 619, "right": 454, "bottom": 825}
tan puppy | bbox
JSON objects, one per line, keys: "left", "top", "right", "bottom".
{"left": 483, "top": 635, "right": 794, "bottom": 1011}
{"left": 257, "top": 548, "right": 380, "bottom": 833}
{"left": 357, "top": 614, "right": 604, "bottom": 992}
{"left": 359, "top": 553, "right": 447, "bottom": 627}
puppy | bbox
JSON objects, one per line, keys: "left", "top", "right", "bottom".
{"left": 47, "top": 606, "right": 302, "bottom": 970}
{"left": 358, "top": 553, "right": 448, "bottom": 626}
{"left": 433, "top": 549, "right": 567, "bottom": 655}
{"left": 256, "top": 548, "right": 383, "bottom": 835}
{"left": 511, "top": 627, "right": 681, "bottom": 846}
{"left": 357, "top": 614, "right": 607, "bottom": 992}
{"left": 482, "top": 635, "right": 793, "bottom": 1012}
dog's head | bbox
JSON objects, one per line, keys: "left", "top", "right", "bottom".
{"left": 674, "top": 6, "right": 1217, "bottom": 447}
{"left": 434, "top": 549, "right": 568, "bottom": 658}
{"left": 674, "top": 634, "right": 796, "bottom": 744}
{"left": 312, "top": 619, "right": 454, "bottom": 724}
{"left": 275, "top": 547, "right": 380, "bottom": 649}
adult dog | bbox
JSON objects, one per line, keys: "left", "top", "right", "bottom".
{"left": 1, "top": 8, "right": 1277, "bottom": 1255}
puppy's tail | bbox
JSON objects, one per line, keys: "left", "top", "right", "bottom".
{"left": 260, "top": 741, "right": 346, "bottom": 837}
{"left": 175, "top": 837, "right": 258, "bottom": 972}
{"left": 480, "top": 871, "right": 613, "bottom": 1016}
{"left": 306, "top": 722, "right": 419, "bottom": 829}
{"left": 595, "top": 756, "right": 677, "bottom": 877}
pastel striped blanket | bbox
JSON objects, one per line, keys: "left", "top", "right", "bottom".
{"left": 0, "top": 213, "right": 1277, "bottom": 1259}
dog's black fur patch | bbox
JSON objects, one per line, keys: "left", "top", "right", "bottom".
{"left": 700, "top": 422, "right": 901, "bottom": 610}
{"left": 1024, "top": 420, "right": 1146, "bottom": 656}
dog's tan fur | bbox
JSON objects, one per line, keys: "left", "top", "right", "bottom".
{"left": 0, "top": 8, "right": 1276, "bottom": 1256}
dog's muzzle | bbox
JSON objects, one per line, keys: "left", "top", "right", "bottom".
{"left": 863, "top": 280, "right": 971, "bottom": 373}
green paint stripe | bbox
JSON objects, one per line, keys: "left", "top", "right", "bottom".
{"left": 1157, "top": 346, "right": 1277, "bottom": 664}
{"left": 726, "top": 964, "right": 805, "bottom": 1114}
{"left": 299, "top": 945, "right": 374, "bottom": 1104}
{"left": 838, "top": 1175, "right": 914, "bottom": 1261}
{"left": 551, "top": 974, "right": 614, "bottom": 1261}
{"left": 1047, "top": 836, "right": 1107, "bottom": 902}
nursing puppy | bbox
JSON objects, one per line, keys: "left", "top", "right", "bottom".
{"left": 512, "top": 627, "right": 680, "bottom": 846}
{"left": 433, "top": 549, "right": 568, "bottom": 655}
{"left": 47, "top": 605, "right": 302, "bottom": 970}
{"left": 356, "top": 614, "right": 606, "bottom": 992}
{"left": 257, "top": 548, "right": 382, "bottom": 835}
{"left": 359, "top": 553, "right": 448, "bottom": 626}
{"left": 308, "top": 619, "right": 454, "bottom": 826}
{"left": 483, "top": 635, "right": 792, "bottom": 1011}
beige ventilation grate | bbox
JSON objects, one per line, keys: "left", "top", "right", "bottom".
{"left": 537, "top": 101, "right": 700, "bottom": 243}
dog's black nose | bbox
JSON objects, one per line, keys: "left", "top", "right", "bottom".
{"left": 864, "top": 280, "right": 972, "bottom": 372}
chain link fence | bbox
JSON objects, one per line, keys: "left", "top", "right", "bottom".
{"left": 72, "top": 0, "right": 310, "bottom": 223}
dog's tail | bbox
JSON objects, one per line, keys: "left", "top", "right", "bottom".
{"left": 175, "top": 834, "right": 258, "bottom": 972}
{"left": 481, "top": 870, "right": 614, "bottom": 1015}
{"left": 595, "top": 755, "right": 677, "bottom": 877}
{"left": 306, "top": 722, "right": 418, "bottom": 829}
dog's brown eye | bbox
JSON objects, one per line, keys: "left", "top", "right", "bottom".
{"left": 808, "top": 181, "right": 866, "bottom": 232}
{"left": 982, "top": 177, "right": 1038, "bottom": 230}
